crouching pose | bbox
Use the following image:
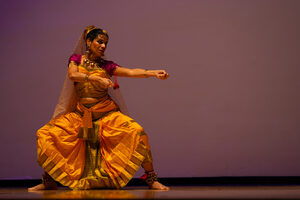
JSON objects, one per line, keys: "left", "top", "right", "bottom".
{"left": 29, "top": 25, "right": 169, "bottom": 191}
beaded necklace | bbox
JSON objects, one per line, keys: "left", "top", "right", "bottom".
{"left": 83, "top": 57, "right": 105, "bottom": 69}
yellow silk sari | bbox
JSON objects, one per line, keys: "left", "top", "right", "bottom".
{"left": 37, "top": 64, "right": 149, "bottom": 189}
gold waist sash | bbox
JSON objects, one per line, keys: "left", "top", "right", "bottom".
{"left": 76, "top": 97, "right": 118, "bottom": 131}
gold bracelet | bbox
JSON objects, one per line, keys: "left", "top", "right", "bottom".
{"left": 84, "top": 74, "right": 89, "bottom": 82}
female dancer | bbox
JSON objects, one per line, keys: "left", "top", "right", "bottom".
{"left": 28, "top": 25, "right": 169, "bottom": 191}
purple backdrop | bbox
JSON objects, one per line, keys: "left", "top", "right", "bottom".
{"left": 0, "top": 0, "right": 300, "bottom": 179}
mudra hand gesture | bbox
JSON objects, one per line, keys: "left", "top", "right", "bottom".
{"left": 89, "top": 76, "right": 114, "bottom": 89}
{"left": 152, "top": 70, "right": 169, "bottom": 80}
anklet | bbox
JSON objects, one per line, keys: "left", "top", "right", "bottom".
{"left": 141, "top": 171, "right": 158, "bottom": 184}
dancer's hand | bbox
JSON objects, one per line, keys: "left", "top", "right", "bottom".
{"left": 89, "top": 76, "right": 114, "bottom": 89}
{"left": 153, "top": 70, "right": 169, "bottom": 80}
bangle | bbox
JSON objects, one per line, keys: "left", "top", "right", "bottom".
{"left": 84, "top": 74, "right": 89, "bottom": 82}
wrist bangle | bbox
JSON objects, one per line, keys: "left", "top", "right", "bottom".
{"left": 84, "top": 74, "right": 89, "bottom": 82}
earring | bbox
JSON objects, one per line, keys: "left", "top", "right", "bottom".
{"left": 86, "top": 45, "right": 90, "bottom": 55}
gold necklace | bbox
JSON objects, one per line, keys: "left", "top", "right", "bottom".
{"left": 83, "top": 57, "right": 105, "bottom": 68}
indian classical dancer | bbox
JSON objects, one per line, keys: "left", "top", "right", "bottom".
{"left": 28, "top": 25, "right": 169, "bottom": 191}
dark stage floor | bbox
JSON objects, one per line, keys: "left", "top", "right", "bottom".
{"left": 1, "top": 186, "right": 300, "bottom": 199}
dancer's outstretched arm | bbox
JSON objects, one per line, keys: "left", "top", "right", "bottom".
{"left": 115, "top": 67, "right": 169, "bottom": 80}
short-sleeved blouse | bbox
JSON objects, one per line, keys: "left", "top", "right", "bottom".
{"left": 68, "top": 54, "right": 118, "bottom": 76}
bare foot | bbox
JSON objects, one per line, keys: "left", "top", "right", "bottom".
{"left": 28, "top": 183, "right": 57, "bottom": 191}
{"left": 148, "top": 181, "right": 169, "bottom": 190}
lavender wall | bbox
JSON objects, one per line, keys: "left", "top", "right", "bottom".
{"left": 0, "top": 0, "right": 300, "bottom": 179}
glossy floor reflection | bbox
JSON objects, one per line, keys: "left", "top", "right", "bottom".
{"left": 1, "top": 186, "right": 300, "bottom": 199}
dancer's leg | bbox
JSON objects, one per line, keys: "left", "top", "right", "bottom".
{"left": 28, "top": 172, "right": 57, "bottom": 191}
{"left": 140, "top": 135, "right": 169, "bottom": 190}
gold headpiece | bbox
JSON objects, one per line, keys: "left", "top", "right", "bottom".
{"left": 84, "top": 25, "right": 98, "bottom": 41}
{"left": 84, "top": 25, "right": 108, "bottom": 41}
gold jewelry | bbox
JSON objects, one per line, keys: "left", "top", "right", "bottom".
{"left": 84, "top": 25, "right": 98, "bottom": 41}
{"left": 84, "top": 25, "right": 108, "bottom": 42}
{"left": 84, "top": 74, "right": 89, "bottom": 81}
{"left": 83, "top": 57, "right": 104, "bottom": 69}
{"left": 143, "top": 171, "right": 158, "bottom": 184}
{"left": 86, "top": 45, "right": 91, "bottom": 55}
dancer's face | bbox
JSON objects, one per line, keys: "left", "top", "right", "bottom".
{"left": 87, "top": 34, "right": 108, "bottom": 57}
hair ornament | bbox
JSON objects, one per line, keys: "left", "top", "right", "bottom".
{"left": 84, "top": 25, "right": 98, "bottom": 41}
